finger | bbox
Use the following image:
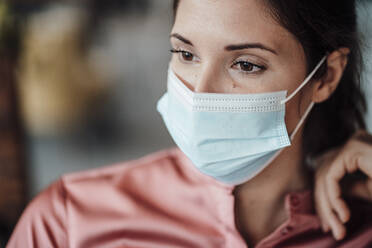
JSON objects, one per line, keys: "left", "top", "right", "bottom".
{"left": 324, "top": 223, "right": 330, "bottom": 232}
{"left": 331, "top": 197, "right": 350, "bottom": 224}
{"left": 314, "top": 183, "right": 331, "bottom": 233}
{"left": 349, "top": 181, "right": 370, "bottom": 200}
{"left": 346, "top": 152, "right": 372, "bottom": 201}
{"left": 316, "top": 195, "right": 331, "bottom": 233}
{"left": 314, "top": 165, "right": 343, "bottom": 233}
{"left": 325, "top": 159, "right": 351, "bottom": 223}
{"left": 320, "top": 181, "right": 347, "bottom": 240}
{"left": 356, "top": 153, "right": 372, "bottom": 179}
{"left": 322, "top": 222, "right": 330, "bottom": 233}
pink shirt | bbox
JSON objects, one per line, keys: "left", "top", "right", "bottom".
{"left": 7, "top": 147, "right": 372, "bottom": 248}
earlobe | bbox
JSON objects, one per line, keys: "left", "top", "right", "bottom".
{"left": 311, "top": 48, "right": 350, "bottom": 103}
{"left": 312, "top": 80, "right": 333, "bottom": 103}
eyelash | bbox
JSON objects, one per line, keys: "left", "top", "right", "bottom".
{"left": 170, "top": 49, "right": 198, "bottom": 62}
{"left": 232, "top": 60, "right": 267, "bottom": 74}
{"left": 170, "top": 48, "right": 267, "bottom": 74}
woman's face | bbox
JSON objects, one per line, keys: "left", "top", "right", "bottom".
{"left": 170, "top": 0, "right": 314, "bottom": 134}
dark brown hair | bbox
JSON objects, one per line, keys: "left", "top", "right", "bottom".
{"left": 172, "top": 0, "right": 367, "bottom": 167}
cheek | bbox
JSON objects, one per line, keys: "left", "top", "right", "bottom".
{"left": 284, "top": 84, "right": 314, "bottom": 134}
{"left": 170, "top": 58, "right": 199, "bottom": 90}
{"left": 279, "top": 63, "right": 310, "bottom": 133}
{"left": 285, "top": 97, "right": 302, "bottom": 134}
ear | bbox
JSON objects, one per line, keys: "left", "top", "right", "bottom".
{"left": 312, "top": 47, "right": 350, "bottom": 103}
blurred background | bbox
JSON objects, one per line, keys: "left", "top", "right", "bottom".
{"left": 0, "top": 0, "right": 371, "bottom": 246}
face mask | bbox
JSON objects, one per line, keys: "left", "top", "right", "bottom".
{"left": 157, "top": 55, "right": 328, "bottom": 186}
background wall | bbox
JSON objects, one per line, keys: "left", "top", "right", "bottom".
{"left": 360, "top": 1, "right": 372, "bottom": 126}
{"left": 19, "top": 0, "right": 176, "bottom": 198}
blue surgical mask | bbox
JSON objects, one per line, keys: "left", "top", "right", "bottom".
{"left": 157, "top": 55, "right": 327, "bottom": 186}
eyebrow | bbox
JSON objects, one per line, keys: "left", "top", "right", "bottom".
{"left": 225, "top": 43, "right": 278, "bottom": 55}
{"left": 170, "top": 33, "right": 277, "bottom": 55}
{"left": 170, "top": 33, "right": 193, "bottom": 46}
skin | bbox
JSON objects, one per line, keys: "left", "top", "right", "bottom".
{"left": 315, "top": 130, "right": 372, "bottom": 241}
{"left": 170, "top": 0, "right": 350, "bottom": 246}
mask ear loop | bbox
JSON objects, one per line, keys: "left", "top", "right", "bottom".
{"left": 280, "top": 55, "right": 328, "bottom": 105}
{"left": 289, "top": 101, "right": 315, "bottom": 140}
{"left": 282, "top": 53, "right": 329, "bottom": 140}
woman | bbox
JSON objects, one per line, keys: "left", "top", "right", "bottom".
{"left": 7, "top": 0, "right": 372, "bottom": 247}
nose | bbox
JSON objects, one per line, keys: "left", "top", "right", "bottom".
{"left": 194, "top": 68, "right": 219, "bottom": 93}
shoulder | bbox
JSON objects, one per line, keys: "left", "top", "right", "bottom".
{"left": 32, "top": 146, "right": 194, "bottom": 211}
{"left": 7, "top": 147, "right": 200, "bottom": 248}
{"left": 6, "top": 177, "right": 68, "bottom": 247}
{"left": 60, "top": 146, "right": 201, "bottom": 192}
{"left": 56, "top": 146, "right": 210, "bottom": 217}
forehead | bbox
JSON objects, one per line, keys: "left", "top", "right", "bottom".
{"left": 173, "top": 0, "right": 296, "bottom": 54}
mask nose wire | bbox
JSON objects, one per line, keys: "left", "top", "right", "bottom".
{"left": 280, "top": 55, "right": 328, "bottom": 105}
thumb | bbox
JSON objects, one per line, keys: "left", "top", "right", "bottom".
{"left": 348, "top": 181, "right": 371, "bottom": 201}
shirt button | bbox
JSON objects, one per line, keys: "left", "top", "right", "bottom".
{"left": 290, "top": 195, "right": 300, "bottom": 207}
{"left": 280, "top": 226, "right": 293, "bottom": 235}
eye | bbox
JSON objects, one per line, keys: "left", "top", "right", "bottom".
{"left": 232, "top": 61, "right": 266, "bottom": 74}
{"left": 170, "top": 49, "right": 198, "bottom": 62}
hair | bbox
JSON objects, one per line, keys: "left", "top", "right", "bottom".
{"left": 172, "top": 0, "right": 367, "bottom": 168}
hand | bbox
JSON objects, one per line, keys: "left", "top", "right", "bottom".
{"left": 313, "top": 130, "right": 372, "bottom": 241}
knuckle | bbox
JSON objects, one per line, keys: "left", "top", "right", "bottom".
{"left": 348, "top": 152, "right": 362, "bottom": 171}
{"left": 325, "top": 173, "right": 333, "bottom": 183}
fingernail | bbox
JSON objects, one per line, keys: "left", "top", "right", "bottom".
{"left": 334, "top": 230, "right": 345, "bottom": 241}
{"left": 342, "top": 215, "right": 349, "bottom": 223}
{"left": 333, "top": 231, "right": 339, "bottom": 240}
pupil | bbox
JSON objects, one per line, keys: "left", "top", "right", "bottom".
{"left": 241, "top": 62, "right": 253, "bottom": 71}
{"left": 183, "top": 52, "right": 193, "bottom": 61}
